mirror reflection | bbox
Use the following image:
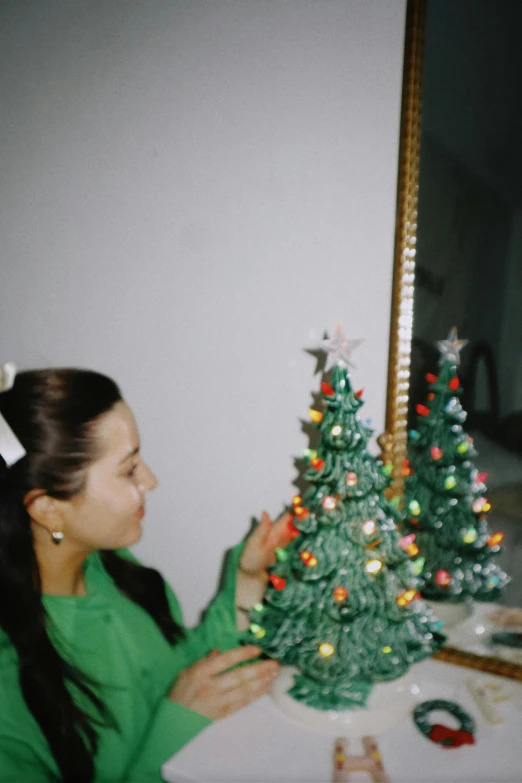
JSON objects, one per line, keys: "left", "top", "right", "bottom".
{"left": 409, "top": 0, "right": 522, "bottom": 660}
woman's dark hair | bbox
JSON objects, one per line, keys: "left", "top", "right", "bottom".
{"left": 0, "top": 368, "right": 184, "bottom": 783}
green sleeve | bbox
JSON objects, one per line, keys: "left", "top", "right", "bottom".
{"left": 0, "top": 737, "right": 55, "bottom": 783}
{"left": 170, "top": 541, "right": 245, "bottom": 666}
{"left": 121, "top": 541, "right": 245, "bottom": 781}
{"left": 118, "top": 541, "right": 245, "bottom": 667}
{"left": 125, "top": 700, "right": 211, "bottom": 783}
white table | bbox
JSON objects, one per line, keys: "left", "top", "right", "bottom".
{"left": 162, "top": 657, "right": 522, "bottom": 783}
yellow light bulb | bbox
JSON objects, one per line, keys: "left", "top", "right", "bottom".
{"left": 397, "top": 589, "right": 416, "bottom": 606}
{"left": 309, "top": 409, "right": 324, "bottom": 424}
{"left": 319, "top": 643, "right": 335, "bottom": 657}
{"left": 366, "top": 559, "right": 382, "bottom": 575}
{"left": 382, "top": 646, "right": 392, "bottom": 654}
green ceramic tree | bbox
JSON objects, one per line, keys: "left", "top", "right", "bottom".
{"left": 404, "top": 328, "right": 509, "bottom": 603}
{"left": 247, "top": 328, "right": 444, "bottom": 710}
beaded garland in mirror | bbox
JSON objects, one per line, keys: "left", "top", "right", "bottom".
{"left": 381, "top": 0, "right": 426, "bottom": 500}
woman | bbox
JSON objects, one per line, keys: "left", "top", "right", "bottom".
{"left": 0, "top": 365, "right": 291, "bottom": 782}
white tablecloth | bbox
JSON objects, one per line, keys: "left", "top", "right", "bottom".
{"left": 162, "top": 657, "right": 522, "bottom": 783}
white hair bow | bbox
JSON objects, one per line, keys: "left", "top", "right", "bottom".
{"left": 0, "top": 361, "right": 27, "bottom": 467}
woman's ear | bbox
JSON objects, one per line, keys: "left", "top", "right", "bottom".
{"left": 23, "top": 490, "right": 60, "bottom": 532}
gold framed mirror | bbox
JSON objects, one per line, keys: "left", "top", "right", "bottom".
{"left": 382, "top": 0, "right": 426, "bottom": 496}
{"left": 385, "top": 0, "right": 522, "bottom": 679}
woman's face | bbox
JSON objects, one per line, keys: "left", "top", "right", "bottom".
{"left": 63, "top": 400, "right": 157, "bottom": 551}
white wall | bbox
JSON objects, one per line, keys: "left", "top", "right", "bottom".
{"left": 0, "top": 0, "right": 406, "bottom": 623}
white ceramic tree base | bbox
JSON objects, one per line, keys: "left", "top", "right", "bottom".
{"left": 270, "top": 666, "right": 422, "bottom": 736}
{"left": 424, "top": 598, "right": 474, "bottom": 629}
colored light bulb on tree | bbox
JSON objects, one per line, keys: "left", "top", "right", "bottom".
{"left": 346, "top": 472, "right": 357, "bottom": 486}
{"left": 333, "top": 587, "right": 348, "bottom": 602}
{"left": 431, "top": 446, "right": 443, "bottom": 460}
{"left": 444, "top": 475, "right": 457, "bottom": 490}
{"left": 416, "top": 404, "right": 430, "bottom": 417}
{"left": 322, "top": 496, "right": 336, "bottom": 510}
{"left": 396, "top": 589, "right": 416, "bottom": 607}
{"left": 269, "top": 575, "right": 287, "bottom": 591}
{"left": 319, "top": 643, "right": 335, "bottom": 657}
{"left": 309, "top": 408, "right": 324, "bottom": 424}
{"left": 321, "top": 381, "right": 335, "bottom": 396}
{"left": 411, "top": 557, "right": 425, "bottom": 575}
{"left": 488, "top": 532, "right": 504, "bottom": 547}
{"left": 300, "top": 551, "right": 318, "bottom": 567}
{"left": 362, "top": 520, "right": 376, "bottom": 536}
{"left": 311, "top": 457, "right": 325, "bottom": 471}
{"left": 409, "top": 500, "right": 421, "bottom": 516}
{"left": 287, "top": 519, "right": 300, "bottom": 539}
{"left": 463, "top": 529, "right": 477, "bottom": 544}
{"left": 456, "top": 441, "right": 469, "bottom": 454}
{"left": 294, "top": 505, "right": 309, "bottom": 520}
{"left": 399, "top": 534, "right": 416, "bottom": 551}
{"left": 436, "top": 570, "right": 451, "bottom": 587}
{"left": 365, "top": 559, "right": 382, "bottom": 575}
{"left": 331, "top": 425, "right": 342, "bottom": 436}
{"left": 449, "top": 376, "right": 460, "bottom": 390}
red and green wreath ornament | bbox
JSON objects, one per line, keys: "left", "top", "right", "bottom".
{"left": 413, "top": 699, "right": 476, "bottom": 748}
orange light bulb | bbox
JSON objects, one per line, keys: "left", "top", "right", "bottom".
{"left": 333, "top": 587, "right": 348, "bottom": 602}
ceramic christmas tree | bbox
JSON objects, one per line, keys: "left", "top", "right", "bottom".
{"left": 247, "top": 327, "right": 444, "bottom": 716}
{"left": 403, "top": 327, "right": 509, "bottom": 611}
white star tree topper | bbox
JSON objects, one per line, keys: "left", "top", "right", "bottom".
{"left": 437, "top": 326, "right": 469, "bottom": 366}
{"left": 319, "top": 325, "right": 363, "bottom": 371}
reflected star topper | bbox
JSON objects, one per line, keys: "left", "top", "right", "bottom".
{"left": 437, "top": 326, "right": 468, "bottom": 366}
{"left": 319, "top": 325, "right": 363, "bottom": 371}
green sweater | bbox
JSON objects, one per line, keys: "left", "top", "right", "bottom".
{"left": 0, "top": 545, "right": 243, "bottom": 782}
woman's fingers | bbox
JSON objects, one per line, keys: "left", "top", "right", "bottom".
{"left": 169, "top": 646, "right": 279, "bottom": 720}
{"left": 267, "top": 510, "right": 293, "bottom": 549}
{"left": 214, "top": 667, "right": 278, "bottom": 718}
{"left": 200, "top": 644, "right": 262, "bottom": 677}
{"left": 216, "top": 659, "right": 279, "bottom": 692}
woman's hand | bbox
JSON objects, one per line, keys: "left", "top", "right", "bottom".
{"left": 235, "top": 511, "right": 293, "bottom": 622}
{"left": 239, "top": 510, "right": 293, "bottom": 577}
{"left": 168, "top": 645, "right": 279, "bottom": 720}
